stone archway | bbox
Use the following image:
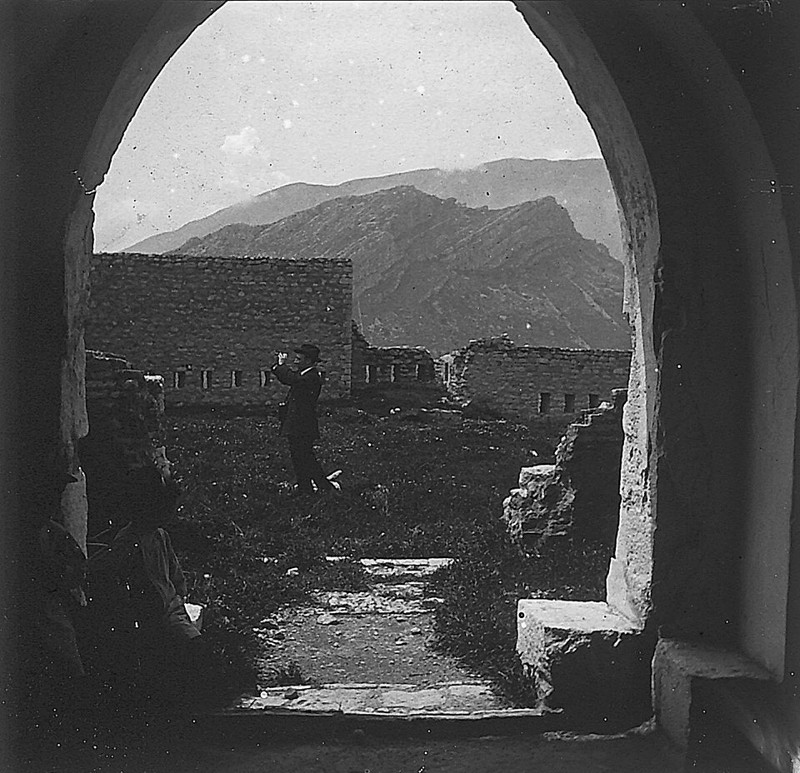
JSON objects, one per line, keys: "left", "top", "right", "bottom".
{"left": 543, "top": 3, "right": 796, "bottom": 677}
{"left": 44, "top": 0, "right": 797, "bottom": 728}
{"left": 70, "top": 0, "right": 658, "bottom": 621}
{"left": 70, "top": 0, "right": 660, "bottom": 637}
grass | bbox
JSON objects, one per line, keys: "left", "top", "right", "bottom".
{"left": 147, "top": 385, "right": 607, "bottom": 707}
{"left": 165, "top": 387, "right": 554, "bottom": 562}
{"left": 260, "top": 661, "right": 313, "bottom": 688}
{"left": 426, "top": 528, "right": 612, "bottom": 706}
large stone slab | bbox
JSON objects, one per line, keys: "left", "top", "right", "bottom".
{"left": 652, "top": 638, "right": 772, "bottom": 751}
{"left": 234, "top": 681, "right": 529, "bottom": 717}
{"left": 517, "top": 599, "right": 651, "bottom": 727}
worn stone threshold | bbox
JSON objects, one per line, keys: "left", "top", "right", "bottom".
{"left": 325, "top": 555, "right": 454, "bottom": 578}
{"left": 239, "top": 556, "right": 562, "bottom": 731}
{"left": 233, "top": 681, "right": 545, "bottom": 718}
{"left": 201, "top": 693, "right": 653, "bottom": 741}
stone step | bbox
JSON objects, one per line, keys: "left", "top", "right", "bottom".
{"left": 310, "top": 585, "right": 443, "bottom": 615}
{"left": 325, "top": 556, "right": 454, "bottom": 582}
{"left": 516, "top": 599, "right": 652, "bottom": 727}
{"left": 233, "top": 681, "right": 541, "bottom": 717}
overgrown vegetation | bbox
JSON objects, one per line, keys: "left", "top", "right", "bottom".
{"left": 260, "top": 660, "right": 313, "bottom": 688}
{"left": 427, "top": 524, "right": 611, "bottom": 706}
{"left": 158, "top": 386, "right": 605, "bottom": 706}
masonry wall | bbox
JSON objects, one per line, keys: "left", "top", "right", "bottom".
{"left": 503, "top": 389, "right": 627, "bottom": 548}
{"left": 351, "top": 323, "right": 436, "bottom": 388}
{"left": 87, "top": 253, "right": 353, "bottom": 406}
{"left": 81, "top": 350, "right": 166, "bottom": 538}
{"left": 441, "top": 335, "right": 631, "bottom": 424}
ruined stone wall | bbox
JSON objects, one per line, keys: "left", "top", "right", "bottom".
{"left": 350, "top": 322, "right": 436, "bottom": 388}
{"left": 503, "top": 389, "right": 626, "bottom": 548}
{"left": 81, "top": 350, "right": 166, "bottom": 538}
{"left": 87, "top": 253, "right": 353, "bottom": 407}
{"left": 441, "top": 335, "right": 631, "bottom": 424}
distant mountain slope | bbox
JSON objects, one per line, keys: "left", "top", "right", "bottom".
{"left": 176, "top": 186, "right": 630, "bottom": 355}
{"left": 128, "top": 157, "right": 622, "bottom": 259}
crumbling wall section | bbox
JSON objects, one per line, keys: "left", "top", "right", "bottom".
{"left": 87, "top": 253, "right": 353, "bottom": 406}
{"left": 351, "top": 322, "right": 436, "bottom": 388}
{"left": 441, "top": 335, "right": 630, "bottom": 425}
{"left": 80, "top": 350, "right": 166, "bottom": 539}
{"left": 503, "top": 389, "right": 627, "bottom": 548}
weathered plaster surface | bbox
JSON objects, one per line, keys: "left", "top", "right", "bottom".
{"left": 626, "top": 1, "right": 798, "bottom": 677}
{"left": 516, "top": 2, "right": 660, "bottom": 629}
{"left": 652, "top": 638, "right": 772, "bottom": 750}
{"left": 520, "top": 3, "right": 798, "bottom": 680}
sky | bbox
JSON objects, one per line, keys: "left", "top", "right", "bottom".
{"left": 93, "top": 0, "right": 602, "bottom": 252}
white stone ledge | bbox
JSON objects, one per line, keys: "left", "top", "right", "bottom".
{"left": 652, "top": 637, "right": 773, "bottom": 751}
{"left": 516, "top": 599, "right": 650, "bottom": 724}
{"left": 518, "top": 599, "right": 642, "bottom": 640}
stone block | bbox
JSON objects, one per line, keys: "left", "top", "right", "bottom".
{"left": 652, "top": 638, "right": 772, "bottom": 751}
{"left": 517, "top": 599, "right": 651, "bottom": 727}
{"left": 519, "top": 464, "right": 556, "bottom": 487}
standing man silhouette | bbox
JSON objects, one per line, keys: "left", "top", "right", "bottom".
{"left": 272, "top": 343, "right": 338, "bottom": 495}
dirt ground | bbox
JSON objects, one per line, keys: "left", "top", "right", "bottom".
{"left": 15, "top": 729, "right": 684, "bottom": 773}
{"left": 244, "top": 560, "right": 509, "bottom": 715}
{"left": 255, "top": 605, "right": 475, "bottom": 685}
{"left": 159, "top": 734, "right": 684, "bottom": 773}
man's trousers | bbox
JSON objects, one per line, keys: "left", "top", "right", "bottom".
{"left": 287, "top": 435, "right": 333, "bottom": 494}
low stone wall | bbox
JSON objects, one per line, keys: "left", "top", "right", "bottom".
{"left": 351, "top": 322, "right": 436, "bottom": 388}
{"left": 503, "top": 389, "right": 626, "bottom": 548}
{"left": 440, "top": 335, "right": 631, "bottom": 425}
{"left": 87, "top": 253, "right": 353, "bottom": 407}
{"left": 80, "top": 350, "right": 166, "bottom": 538}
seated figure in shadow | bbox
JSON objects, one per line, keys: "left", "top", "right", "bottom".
{"left": 90, "top": 464, "right": 202, "bottom": 708}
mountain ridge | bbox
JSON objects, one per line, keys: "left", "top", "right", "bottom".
{"left": 175, "top": 185, "right": 630, "bottom": 355}
{"left": 128, "top": 157, "right": 623, "bottom": 259}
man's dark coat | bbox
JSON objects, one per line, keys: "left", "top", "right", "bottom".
{"left": 272, "top": 364, "right": 322, "bottom": 440}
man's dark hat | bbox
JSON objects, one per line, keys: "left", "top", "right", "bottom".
{"left": 294, "top": 343, "right": 321, "bottom": 362}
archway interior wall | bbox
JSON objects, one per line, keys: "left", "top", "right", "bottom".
{"left": 9, "top": 1, "right": 188, "bottom": 550}
{"left": 523, "top": 1, "right": 798, "bottom": 677}
{"left": 606, "top": 2, "right": 797, "bottom": 677}
{"left": 518, "top": 2, "right": 660, "bottom": 626}
{"left": 59, "top": 2, "right": 223, "bottom": 547}
{"left": 633, "top": 2, "right": 799, "bottom": 679}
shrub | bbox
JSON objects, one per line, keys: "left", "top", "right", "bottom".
{"left": 427, "top": 521, "right": 610, "bottom": 707}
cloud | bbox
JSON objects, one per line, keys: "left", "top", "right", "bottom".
{"left": 220, "top": 126, "right": 268, "bottom": 158}
{"left": 218, "top": 126, "right": 281, "bottom": 196}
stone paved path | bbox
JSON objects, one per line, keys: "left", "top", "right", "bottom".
{"left": 234, "top": 558, "right": 535, "bottom": 717}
